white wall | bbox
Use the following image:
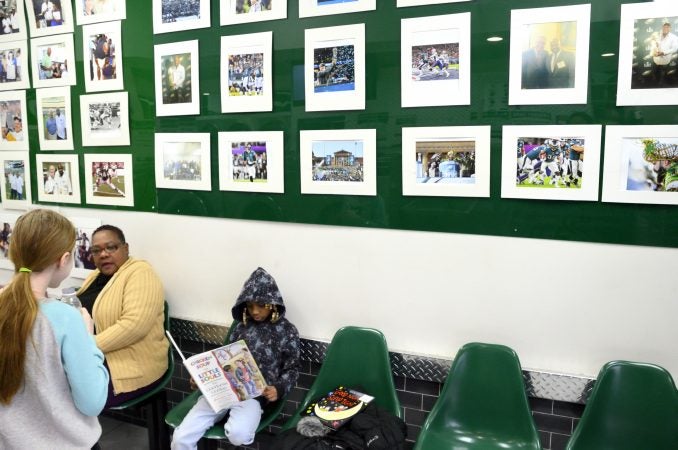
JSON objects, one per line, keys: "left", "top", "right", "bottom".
{"left": 3, "top": 206, "right": 676, "bottom": 379}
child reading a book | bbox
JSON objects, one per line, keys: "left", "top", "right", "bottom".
{"left": 171, "top": 267, "right": 300, "bottom": 449}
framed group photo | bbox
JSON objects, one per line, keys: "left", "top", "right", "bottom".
{"left": 75, "top": 0, "right": 126, "bottom": 25}
{"left": 299, "top": 0, "right": 375, "bottom": 18}
{"left": 402, "top": 126, "right": 491, "bottom": 198}
{"left": 305, "top": 23, "right": 365, "bottom": 112}
{"left": 299, "top": 128, "right": 376, "bottom": 196}
{"left": 35, "top": 153, "right": 81, "bottom": 204}
{"left": 83, "top": 153, "right": 133, "bottom": 207}
{"left": 218, "top": 131, "right": 284, "bottom": 193}
{"left": 82, "top": 20, "right": 124, "bottom": 92}
{"left": 221, "top": 31, "right": 272, "bottom": 113}
{"left": 508, "top": 4, "right": 591, "bottom": 105}
{"left": 0, "top": 152, "right": 31, "bottom": 210}
{"left": 153, "top": 0, "right": 210, "bottom": 34}
{"left": 155, "top": 133, "right": 211, "bottom": 191}
{"left": 401, "top": 12, "right": 471, "bottom": 107}
{"left": 30, "top": 33, "right": 76, "bottom": 89}
{"left": 220, "top": 0, "right": 286, "bottom": 26}
{"left": 35, "top": 86, "right": 73, "bottom": 151}
{"left": 25, "top": 0, "right": 74, "bottom": 37}
{"left": 80, "top": 92, "right": 130, "bottom": 147}
{"left": 0, "top": 90, "right": 28, "bottom": 151}
{"left": 154, "top": 40, "right": 200, "bottom": 116}
{"left": 0, "top": 0, "right": 28, "bottom": 43}
{"left": 0, "top": 41, "right": 29, "bottom": 92}
{"left": 397, "top": 0, "right": 470, "bottom": 7}
{"left": 502, "top": 125, "right": 602, "bottom": 202}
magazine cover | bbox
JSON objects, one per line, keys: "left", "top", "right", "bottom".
{"left": 303, "top": 386, "right": 374, "bottom": 430}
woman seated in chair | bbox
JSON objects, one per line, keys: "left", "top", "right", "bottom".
{"left": 77, "top": 225, "right": 169, "bottom": 407}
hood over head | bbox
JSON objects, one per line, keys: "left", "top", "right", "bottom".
{"left": 231, "top": 267, "right": 285, "bottom": 321}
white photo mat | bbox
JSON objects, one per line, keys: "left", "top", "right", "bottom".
{"left": 0, "top": 90, "right": 29, "bottom": 151}
{"left": 218, "top": 131, "right": 284, "bottom": 193}
{"left": 397, "top": 0, "right": 471, "bottom": 7}
{"left": 402, "top": 126, "right": 490, "bottom": 198}
{"left": 0, "top": 40, "right": 30, "bottom": 92}
{"left": 0, "top": 0, "right": 28, "bottom": 43}
{"left": 501, "top": 124, "right": 602, "bottom": 202}
{"left": 82, "top": 20, "right": 124, "bottom": 93}
{"left": 80, "top": 91, "right": 130, "bottom": 147}
{"left": 75, "top": 0, "right": 126, "bottom": 25}
{"left": 154, "top": 40, "right": 200, "bottom": 117}
{"left": 300, "top": 128, "right": 376, "bottom": 196}
{"left": 30, "top": 33, "right": 77, "bottom": 89}
{"left": 155, "top": 133, "right": 211, "bottom": 191}
{"left": 35, "top": 153, "right": 81, "bottom": 204}
{"left": 83, "top": 153, "right": 134, "bottom": 207}
{"left": 0, "top": 151, "right": 32, "bottom": 210}
{"left": 36, "top": 86, "right": 73, "bottom": 151}
{"left": 0, "top": 212, "right": 19, "bottom": 270}
{"left": 299, "top": 0, "right": 375, "bottom": 18}
{"left": 220, "top": 0, "right": 286, "bottom": 26}
{"left": 153, "top": 0, "right": 210, "bottom": 34}
{"left": 602, "top": 125, "right": 678, "bottom": 205}
{"left": 25, "top": 0, "right": 74, "bottom": 37}
{"left": 508, "top": 4, "right": 591, "bottom": 105}
{"left": 69, "top": 216, "right": 101, "bottom": 279}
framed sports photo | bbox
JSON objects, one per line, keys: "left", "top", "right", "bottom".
{"left": 0, "top": 0, "right": 28, "bottom": 43}
{"left": 153, "top": 0, "right": 210, "bottom": 34}
{"left": 155, "top": 133, "right": 211, "bottom": 191}
{"left": 75, "top": 0, "right": 126, "bottom": 25}
{"left": 218, "top": 131, "right": 284, "bottom": 193}
{"left": 0, "top": 90, "right": 29, "bottom": 151}
{"left": 220, "top": 0, "right": 286, "bottom": 26}
{"left": 79, "top": 92, "right": 130, "bottom": 147}
{"left": 508, "top": 4, "right": 591, "bottom": 105}
{"left": 616, "top": 3, "right": 678, "bottom": 106}
{"left": 0, "top": 152, "right": 31, "bottom": 210}
{"left": 83, "top": 153, "right": 133, "bottom": 207}
{"left": 0, "top": 213, "right": 19, "bottom": 270}
{"left": 397, "top": 0, "right": 470, "bottom": 7}
{"left": 35, "top": 153, "right": 81, "bottom": 204}
{"left": 402, "top": 126, "right": 490, "bottom": 198}
{"left": 401, "top": 12, "right": 470, "bottom": 107}
{"left": 30, "top": 33, "right": 77, "bottom": 89}
{"left": 36, "top": 86, "right": 73, "bottom": 151}
{"left": 305, "top": 23, "right": 365, "bottom": 112}
{"left": 154, "top": 40, "right": 200, "bottom": 116}
{"left": 82, "top": 20, "right": 124, "bottom": 93}
{"left": 602, "top": 125, "right": 678, "bottom": 205}
{"left": 501, "top": 125, "right": 602, "bottom": 202}
{"left": 0, "top": 41, "right": 29, "bottom": 92}
{"left": 299, "top": 128, "right": 376, "bottom": 196}
{"left": 70, "top": 216, "right": 101, "bottom": 279}
{"left": 299, "top": 0, "right": 375, "bottom": 18}
{"left": 25, "top": 0, "right": 74, "bottom": 37}
{"left": 221, "top": 31, "right": 272, "bottom": 113}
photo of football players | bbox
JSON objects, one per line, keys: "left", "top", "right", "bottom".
{"left": 89, "top": 160, "right": 125, "bottom": 197}
{"left": 231, "top": 141, "right": 267, "bottom": 183}
{"left": 411, "top": 44, "right": 459, "bottom": 81}
{"left": 516, "top": 136, "right": 585, "bottom": 188}
{"left": 88, "top": 101, "right": 120, "bottom": 132}
{"left": 228, "top": 53, "right": 264, "bottom": 96}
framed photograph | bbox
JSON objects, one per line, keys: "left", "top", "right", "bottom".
{"left": 0, "top": 212, "right": 19, "bottom": 270}
{"left": 30, "top": 33, "right": 76, "bottom": 89}
{"left": 0, "top": 152, "right": 31, "bottom": 209}
{"left": 220, "top": 0, "right": 286, "bottom": 26}
{"left": 616, "top": 3, "right": 678, "bottom": 106}
{"left": 79, "top": 92, "right": 130, "bottom": 147}
{"left": 501, "top": 125, "right": 602, "bottom": 202}
{"left": 299, "top": 128, "right": 376, "bottom": 196}
{"left": 36, "top": 86, "right": 72, "bottom": 151}
{"left": 83, "top": 153, "right": 133, "bottom": 206}
{"left": 299, "top": 0, "right": 375, "bottom": 18}
{"left": 0, "top": 0, "right": 28, "bottom": 43}
{"left": 218, "top": 131, "right": 284, "bottom": 193}
{"left": 82, "top": 20, "right": 123, "bottom": 93}
{"left": 0, "top": 41, "right": 29, "bottom": 92}
{"left": 401, "top": 12, "right": 470, "bottom": 107}
{"left": 70, "top": 216, "right": 101, "bottom": 279}
{"left": 397, "top": 0, "right": 470, "bottom": 7}
{"left": 602, "top": 125, "right": 678, "bottom": 205}
{"left": 0, "top": 90, "right": 28, "bottom": 151}
{"left": 221, "top": 32, "right": 272, "bottom": 113}
{"left": 75, "top": 0, "right": 126, "bottom": 25}
{"left": 154, "top": 40, "right": 200, "bottom": 116}
{"left": 25, "top": 0, "right": 74, "bottom": 37}
{"left": 402, "top": 126, "right": 490, "bottom": 198}
{"left": 508, "top": 4, "right": 591, "bottom": 105}
{"left": 305, "top": 23, "right": 365, "bottom": 112}
{"left": 155, "top": 133, "right": 211, "bottom": 191}
{"left": 153, "top": 0, "right": 210, "bottom": 34}
{"left": 35, "top": 153, "right": 81, "bottom": 204}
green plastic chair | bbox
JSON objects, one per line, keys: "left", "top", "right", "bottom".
{"left": 414, "top": 342, "right": 541, "bottom": 450}
{"left": 565, "top": 360, "right": 678, "bottom": 450}
{"left": 107, "top": 301, "right": 174, "bottom": 450}
{"left": 280, "top": 325, "right": 402, "bottom": 432}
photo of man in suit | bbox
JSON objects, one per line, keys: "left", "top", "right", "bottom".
{"left": 548, "top": 38, "right": 575, "bottom": 88}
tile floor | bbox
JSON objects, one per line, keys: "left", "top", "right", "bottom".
{"left": 98, "top": 415, "right": 149, "bottom": 450}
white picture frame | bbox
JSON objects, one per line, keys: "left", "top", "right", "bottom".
{"left": 602, "top": 125, "right": 678, "bottom": 205}
{"left": 153, "top": 0, "right": 210, "bottom": 34}
{"left": 0, "top": 0, "right": 28, "bottom": 43}
{"left": 220, "top": 0, "right": 286, "bottom": 26}
{"left": 155, "top": 133, "right": 211, "bottom": 191}
{"left": 0, "top": 41, "right": 30, "bottom": 92}
{"left": 75, "top": 0, "right": 126, "bottom": 25}
{"left": 79, "top": 91, "right": 130, "bottom": 147}
{"left": 402, "top": 126, "right": 490, "bottom": 198}
{"left": 0, "top": 212, "right": 19, "bottom": 270}
{"left": 305, "top": 23, "right": 365, "bottom": 112}
{"left": 36, "top": 86, "right": 72, "bottom": 151}
{"left": 82, "top": 20, "right": 124, "bottom": 93}
{"left": 616, "top": 3, "right": 678, "bottom": 106}
{"left": 154, "top": 40, "right": 200, "bottom": 117}
{"left": 0, "top": 90, "right": 29, "bottom": 151}
{"left": 0, "top": 152, "right": 31, "bottom": 210}
{"left": 501, "top": 124, "right": 602, "bottom": 202}
{"left": 25, "top": 0, "right": 74, "bottom": 37}
{"left": 35, "top": 153, "right": 81, "bottom": 204}
{"left": 30, "top": 33, "right": 77, "bottom": 89}
{"left": 299, "top": 0, "right": 375, "bottom": 18}
{"left": 300, "top": 128, "right": 376, "bottom": 196}
{"left": 220, "top": 31, "right": 272, "bottom": 113}
{"left": 397, "top": 0, "right": 470, "bottom": 7}
{"left": 508, "top": 4, "right": 591, "bottom": 105}
{"left": 70, "top": 216, "right": 101, "bottom": 279}
{"left": 401, "top": 12, "right": 471, "bottom": 107}
{"left": 83, "top": 153, "right": 133, "bottom": 207}
{"left": 218, "top": 131, "right": 284, "bottom": 193}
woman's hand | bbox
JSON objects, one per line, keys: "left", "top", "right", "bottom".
{"left": 262, "top": 385, "right": 278, "bottom": 402}
{"left": 80, "top": 308, "right": 95, "bottom": 335}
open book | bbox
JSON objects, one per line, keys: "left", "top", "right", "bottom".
{"left": 167, "top": 331, "right": 266, "bottom": 413}
{"left": 303, "top": 386, "right": 374, "bottom": 430}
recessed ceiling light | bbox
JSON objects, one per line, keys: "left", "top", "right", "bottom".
{"left": 487, "top": 36, "right": 503, "bottom": 42}
{"left": 601, "top": 53, "right": 615, "bottom": 57}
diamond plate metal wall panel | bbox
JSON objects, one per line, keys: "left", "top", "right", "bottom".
{"left": 525, "top": 371, "right": 592, "bottom": 404}
{"left": 170, "top": 318, "right": 229, "bottom": 346}
{"left": 391, "top": 353, "right": 451, "bottom": 383}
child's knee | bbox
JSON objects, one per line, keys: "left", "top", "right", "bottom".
{"left": 224, "top": 425, "right": 255, "bottom": 447}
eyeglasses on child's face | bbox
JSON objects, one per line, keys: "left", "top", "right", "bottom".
{"left": 91, "top": 243, "right": 122, "bottom": 256}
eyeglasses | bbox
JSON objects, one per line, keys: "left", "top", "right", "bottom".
{"left": 90, "top": 243, "right": 122, "bottom": 256}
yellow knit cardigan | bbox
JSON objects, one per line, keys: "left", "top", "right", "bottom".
{"left": 78, "top": 258, "right": 169, "bottom": 395}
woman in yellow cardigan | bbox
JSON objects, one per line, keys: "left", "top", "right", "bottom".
{"left": 77, "top": 225, "right": 169, "bottom": 407}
